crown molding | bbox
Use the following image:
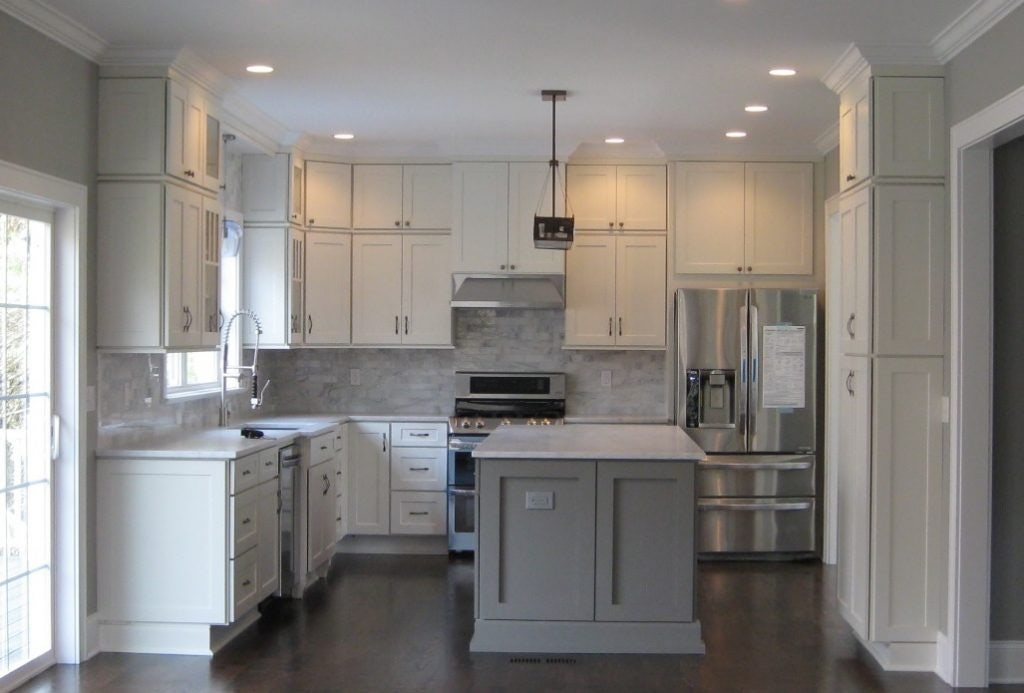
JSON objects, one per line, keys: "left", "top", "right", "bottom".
{"left": 0, "top": 0, "right": 106, "bottom": 61}
{"left": 220, "top": 91, "right": 291, "bottom": 156}
{"left": 100, "top": 45, "right": 231, "bottom": 98}
{"left": 814, "top": 122, "right": 839, "bottom": 154}
{"left": 821, "top": 44, "right": 869, "bottom": 94}
{"left": 933, "top": 0, "right": 1024, "bottom": 62}
{"left": 856, "top": 43, "right": 941, "bottom": 66}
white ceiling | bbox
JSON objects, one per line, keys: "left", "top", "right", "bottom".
{"left": 40, "top": 0, "right": 977, "bottom": 158}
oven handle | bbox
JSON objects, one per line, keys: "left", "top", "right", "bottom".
{"left": 448, "top": 439, "right": 482, "bottom": 451}
{"left": 448, "top": 487, "right": 476, "bottom": 497}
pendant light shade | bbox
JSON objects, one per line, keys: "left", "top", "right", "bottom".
{"left": 534, "top": 89, "right": 574, "bottom": 250}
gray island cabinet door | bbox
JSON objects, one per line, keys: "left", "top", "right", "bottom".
{"left": 478, "top": 460, "right": 596, "bottom": 621}
{"left": 595, "top": 461, "right": 695, "bottom": 622}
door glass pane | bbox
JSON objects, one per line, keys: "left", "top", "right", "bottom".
{"left": 0, "top": 209, "right": 52, "bottom": 678}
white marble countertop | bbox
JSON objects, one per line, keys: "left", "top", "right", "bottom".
{"left": 472, "top": 424, "right": 705, "bottom": 461}
{"left": 96, "top": 413, "right": 448, "bottom": 460}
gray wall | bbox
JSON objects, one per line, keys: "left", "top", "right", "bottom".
{"left": 0, "top": 11, "right": 100, "bottom": 612}
{"left": 260, "top": 309, "right": 668, "bottom": 419}
{"left": 946, "top": 3, "right": 1024, "bottom": 126}
{"left": 991, "top": 135, "right": 1024, "bottom": 641}
{"left": 946, "top": 5, "right": 1024, "bottom": 642}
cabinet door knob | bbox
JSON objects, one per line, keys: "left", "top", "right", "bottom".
{"left": 737, "top": 267, "right": 743, "bottom": 272}
{"left": 394, "top": 220, "right": 401, "bottom": 227}
{"left": 618, "top": 222, "right": 624, "bottom": 228}
{"left": 404, "top": 220, "right": 411, "bottom": 227}
{"left": 846, "top": 174, "right": 856, "bottom": 182}
{"left": 308, "top": 218, "right": 315, "bottom": 225}
{"left": 500, "top": 264, "right": 506, "bottom": 270}
{"left": 747, "top": 266, "right": 752, "bottom": 272}
{"left": 510, "top": 264, "right": 516, "bottom": 270}
{"left": 608, "top": 221, "right": 614, "bottom": 228}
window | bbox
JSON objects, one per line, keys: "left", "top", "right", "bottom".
{"left": 0, "top": 203, "right": 53, "bottom": 679}
{"left": 165, "top": 214, "right": 242, "bottom": 397}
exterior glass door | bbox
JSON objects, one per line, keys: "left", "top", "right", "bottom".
{"left": 0, "top": 204, "right": 52, "bottom": 680}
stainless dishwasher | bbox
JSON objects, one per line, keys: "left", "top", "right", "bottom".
{"left": 277, "top": 442, "right": 303, "bottom": 597}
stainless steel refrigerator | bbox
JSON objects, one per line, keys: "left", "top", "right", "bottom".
{"left": 675, "top": 288, "right": 818, "bottom": 555}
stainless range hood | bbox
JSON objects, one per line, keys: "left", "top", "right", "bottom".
{"left": 451, "top": 273, "right": 565, "bottom": 309}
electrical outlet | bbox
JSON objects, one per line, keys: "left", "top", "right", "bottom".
{"left": 350, "top": 368, "right": 361, "bottom": 386}
{"left": 525, "top": 491, "right": 554, "bottom": 510}
{"left": 601, "top": 370, "right": 612, "bottom": 387}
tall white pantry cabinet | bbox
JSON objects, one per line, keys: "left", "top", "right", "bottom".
{"left": 830, "top": 68, "right": 947, "bottom": 664}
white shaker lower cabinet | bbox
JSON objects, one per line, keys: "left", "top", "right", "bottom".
{"left": 97, "top": 450, "right": 281, "bottom": 655}
{"left": 835, "top": 355, "right": 945, "bottom": 647}
{"left": 388, "top": 421, "right": 448, "bottom": 536}
{"left": 307, "top": 458, "right": 335, "bottom": 570}
{"left": 334, "top": 425, "right": 348, "bottom": 541}
{"left": 347, "top": 422, "right": 392, "bottom": 534}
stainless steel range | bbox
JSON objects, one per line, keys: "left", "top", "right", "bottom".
{"left": 447, "top": 371, "right": 566, "bottom": 552}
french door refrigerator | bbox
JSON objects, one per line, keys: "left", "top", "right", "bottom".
{"left": 675, "top": 288, "right": 818, "bottom": 555}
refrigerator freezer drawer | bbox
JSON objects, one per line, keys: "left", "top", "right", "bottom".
{"left": 698, "top": 454, "right": 815, "bottom": 498}
{"left": 697, "top": 497, "right": 816, "bottom": 553}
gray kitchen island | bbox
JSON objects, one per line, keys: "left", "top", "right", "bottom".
{"left": 470, "top": 424, "right": 706, "bottom": 654}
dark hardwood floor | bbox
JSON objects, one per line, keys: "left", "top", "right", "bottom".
{"left": 20, "top": 555, "right": 1020, "bottom": 692}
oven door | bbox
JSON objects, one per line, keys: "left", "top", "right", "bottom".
{"left": 448, "top": 487, "right": 476, "bottom": 552}
{"left": 447, "top": 436, "right": 481, "bottom": 486}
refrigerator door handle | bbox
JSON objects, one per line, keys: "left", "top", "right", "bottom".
{"left": 739, "top": 303, "right": 748, "bottom": 438}
{"left": 749, "top": 302, "right": 759, "bottom": 437}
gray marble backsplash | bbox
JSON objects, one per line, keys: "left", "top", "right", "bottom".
{"left": 260, "top": 309, "right": 668, "bottom": 417}
{"left": 97, "top": 310, "right": 669, "bottom": 444}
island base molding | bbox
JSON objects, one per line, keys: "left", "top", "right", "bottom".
{"left": 854, "top": 633, "right": 937, "bottom": 672}
{"left": 97, "top": 611, "right": 260, "bottom": 656}
{"left": 470, "top": 619, "right": 705, "bottom": 654}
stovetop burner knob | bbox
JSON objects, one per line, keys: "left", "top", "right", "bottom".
{"left": 461, "top": 419, "right": 470, "bottom": 428}
{"left": 475, "top": 420, "right": 485, "bottom": 429}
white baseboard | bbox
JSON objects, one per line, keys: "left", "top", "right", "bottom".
{"left": 336, "top": 535, "right": 448, "bottom": 555}
{"left": 990, "top": 640, "right": 1024, "bottom": 683}
{"left": 855, "top": 633, "right": 937, "bottom": 672}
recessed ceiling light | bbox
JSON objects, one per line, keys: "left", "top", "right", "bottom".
{"left": 605, "top": 137, "right": 625, "bottom": 144}
{"left": 726, "top": 131, "right": 747, "bottom": 138}
{"left": 333, "top": 133, "right": 355, "bottom": 140}
{"left": 246, "top": 64, "right": 274, "bottom": 74}
{"left": 769, "top": 68, "right": 796, "bottom": 77}
{"left": 744, "top": 104, "right": 768, "bottom": 113}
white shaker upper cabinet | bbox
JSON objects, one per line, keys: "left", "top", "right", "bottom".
{"left": 567, "top": 165, "right": 617, "bottom": 230}
{"left": 673, "top": 162, "right": 746, "bottom": 275}
{"left": 565, "top": 235, "right": 617, "bottom": 347}
{"left": 402, "top": 234, "right": 452, "bottom": 346}
{"left": 353, "top": 165, "right": 404, "bottom": 229}
{"left": 508, "top": 162, "right": 565, "bottom": 274}
{"left": 838, "top": 187, "right": 872, "bottom": 356}
{"left": 840, "top": 73, "right": 871, "bottom": 192}
{"left": 305, "top": 161, "right": 352, "bottom": 229}
{"left": 451, "top": 162, "right": 509, "bottom": 272}
{"left": 615, "top": 235, "right": 666, "bottom": 347}
{"left": 351, "top": 234, "right": 404, "bottom": 345}
{"left": 403, "top": 165, "right": 452, "bottom": 230}
{"left": 242, "top": 153, "right": 305, "bottom": 225}
{"left": 304, "top": 232, "right": 352, "bottom": 345}
{"left": 743, "top": 162, "right": 813, "bottom": 275}
{"left": 567, "top": 165, "right": 666, "bottom": 232}
{"left": 873, "top": 77, "right": 946, "bottom": 180}
{"left": 353, "top": 165, "right": 451, "bottom": 230}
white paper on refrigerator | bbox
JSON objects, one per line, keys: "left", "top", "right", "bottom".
{"left": 761, "top": 325, "right": 806, "bottom": 409}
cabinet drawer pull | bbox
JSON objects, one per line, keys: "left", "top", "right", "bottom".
{"left": 409, "top": 466, "right": 431, "bottom": 471}
{"left": 307, "top": 315, "right": 313, "bottom": 334}
{"left": 395, "top": 315, "right": 399, "bottom": 335}
{"left": 618, "top": 317, "right": 623, "bottom": 336}
{"left": 846, "top": 174, "right": 856, "bottom": 182}
{"left": 404, "top": 316, "right": 409, "bottom": 335}
{"left": 242, "top": 517, "right": 251, "bottom": 525}
{"left": 264, "top": 460, "right": 274, "bottom": 467}
{"left": 242, "top": 469, "right": 252, "bottom": 476}
{"left": 409, "top": 511, "right": 429, "bottom": 516}
{"left": 382, "top": 434, "right": 387, "bottom": 452}
{"left": 321, "top": 445, "right": 329, "bottom": 451}
{"left": 409, "top": 432, "right": 430, "bottom": 438}
{"left": 608, "top": 317, "right": 613, "bottom": 337}
{"left": 846, "top": 370, "right": 855, "bottom": 396}
{"left": 846, "top": 313, "right": 856, "bottom": 339}
{"left": 242, "top": 579, "right": 252, "bottom": 587}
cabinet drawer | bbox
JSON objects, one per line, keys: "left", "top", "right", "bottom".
{"left": 390, "top": 422, "right": 446, "bottom": 447}
{"left": 257, "top": 447, "right": 279, "bottom": 484}
{"left": 231, "top": 485, "right": 260, "bottom": 558}
{"left": 231, "top": 453, "right": 260, "bottom": 494}
{"left": 230, "top": 547, "right": 259, "bottom": 620}
{"left": 310, "top": 432, "right": 335, "bottom": 465}
{"left": 390, "top": 491, "right": 446, "bottom": 535}
{"left": 390, "top": 447, "right": 447, "bottom": 491}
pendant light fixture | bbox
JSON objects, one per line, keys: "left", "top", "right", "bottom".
{"left": 533, "top": 89, "right": 574, "bottom": 250}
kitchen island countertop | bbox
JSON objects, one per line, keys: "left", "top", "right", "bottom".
{"left": 472, "top": 423, "right": 705, "bottom": 461}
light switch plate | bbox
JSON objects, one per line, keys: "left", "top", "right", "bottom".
{"left": 525, "top": 491, "right": 554, "bottom": 510}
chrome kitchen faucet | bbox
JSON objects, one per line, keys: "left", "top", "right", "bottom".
{"left": 219, "top": 309, "right": 270, "bottom": 426}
